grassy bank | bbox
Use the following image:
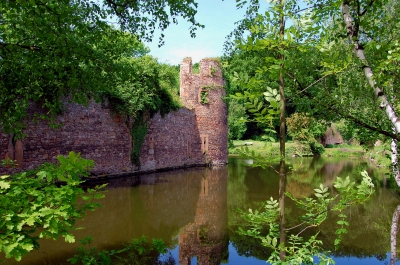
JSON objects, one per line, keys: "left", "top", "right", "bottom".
{"left": 229, "top": 140, "right": 392, "bottom": 170}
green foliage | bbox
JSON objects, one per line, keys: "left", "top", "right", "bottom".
{"left": 100, "top": 55, "right": 180, "bottom": 167}
{"left": 225, "top": 0, "right": 400, "bottom": 157}
{"left": 68, "top": 236, "right": 122, "bottom": 265}
{"left": 238, "top": 171, "right": 375, "bottom": 264}
{"left": 210, "top": 66, "right": 218, "bottom": 76}
{"left": 286, "top": 113, "right": 327, "bottom": 156}
{"left": 199, "top": 83, "right": 224, "bottom": 105}
{"left": 310, "top": 142, "right": 325, "bottom": 156}
{"left": 228, "top": 99, "right": 248, "bottom": 141}
{"left": 286, "top": 114, "right": 326, "bottom": 142}
{"left": 0, "top": 159, "right": 17, "bottom": 168}
{"left": 230, "top": 88, "right": 281, "bottom": 128}
{"left": 103, "top": 56, "right": 181, "bottom": 120}
{"left": 0, "top": 1, "right": 198, "bottom": 137}
{"left": 192, "top": 62, "right": 200, "bottom": 74}
{"left": 200, "top": 90, "right": 209, "bottom": 104}
{"left": 0, "top": 152, "right": 106, "bottom": 261}
{"left": 129, "top": 114, "right": 149, "bottom": 168}
{"left": 68, "top": 236, "right": 171, "bottom": 265}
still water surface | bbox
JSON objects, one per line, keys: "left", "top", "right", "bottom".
{"left": 8, "top": 156, "right": 400, "bottom": 264}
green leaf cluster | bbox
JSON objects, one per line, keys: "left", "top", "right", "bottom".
{"left": 238, "top": 170, "right": 375, "bottom": 264}
{"left": 68, "top": 236, "right": 169, "bottom": 265}
{"left": 0, "top": 1, "right": 191, "bottom": 138}
{"left": 0, "top": 152, "right": 105, "bottom": 261}
{"left": 228, "top": 99, "right": 248, "bottom": 141}
{"left": 225, "top": 0, "right": 400, "bottom": 157}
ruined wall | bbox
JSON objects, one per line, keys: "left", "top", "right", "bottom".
{"left": 180, "top": 58, "right": 228, "bottom": 165}
{"left": 0, "top": 57, "right": 227, "bottom": 176}
{"left": 1, "top": 101, "right": 133, "bottom": 175}
{"left": 137, "top": 108, "right": 205, "bottom": 172}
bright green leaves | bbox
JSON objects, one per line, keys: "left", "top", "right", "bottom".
{"left": 238, "top": 170, "right": 375, "bottom": 264}
{"left": 231, "top": 86, "right": 281, "bottom": 129}
{"left": 286, "top": 113, "right": 327, "bottom": 156}
{"left": 334, "top": 170, "right": 374, "bottom": 206}
{"left": 0, "top": 152, "right": 105, "bottom": 261}
{"left": 238, "top": 197, "right": 280, "bottom": 242}
{"left": 0, "top": 175, "right": 10, "bottom": 190}
{"left": 314, "top": 184, "right": 329, "bottom": 198}
{"left": 334, "top": 213, "right": 348, "bottom": 250}
{"left": 0, "top": 1, "right": 185, "bottom": 137}
{"left": 64, "top": 234, "right": 76, "bottom": 244}
{"left": 264, "top": 87, "right": 281, "bottom": 102}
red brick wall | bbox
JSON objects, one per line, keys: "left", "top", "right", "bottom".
{"left": 0, "top": 101, "right": 133, "bottom": 175}
{"left": 180, "top": 58, "right": 228, "bottom": 165}
{"left": 138, "top": 108, "right": 205, "bottom": 171}
{"left": 0, "top": 58, "right": 228, "bottom": 176}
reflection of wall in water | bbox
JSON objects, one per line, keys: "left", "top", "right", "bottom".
{"left": 6, "top": 169, "right": 207, "bottom": 265}
{"left": 179, "top": 167, "right": 229, "bottom": 265}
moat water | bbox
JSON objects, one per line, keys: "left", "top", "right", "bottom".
{"left": 7, "top": 156, "right": 400, "bottom": 264}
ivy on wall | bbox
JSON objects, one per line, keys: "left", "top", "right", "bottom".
{"left": 102, "top": 56, "right": 181, "bottom": 167}
{"left": 129, "top": 113, "right": 148, "bottom": 168}
{"left": 199, "top": 83, "right": 223, "bottom": 104}
{"left": 200, "top": 90, "right": 209, "bottom": 104}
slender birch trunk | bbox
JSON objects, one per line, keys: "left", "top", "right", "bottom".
{"left": 391, "top": 128, "right": 400, "bottom": 187}
{"left": 341, "top": 1, "right": 400, "bottom": 133}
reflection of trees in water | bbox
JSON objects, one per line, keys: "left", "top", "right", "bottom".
{"left": 286, "top": 176, "right": 400, "bottom": 260}
{"left": 227, "top": 158, "right": 250, "bottom": 226}
{"left": 228, "top": 157, "right": 400, "bottom": 262}
{"left": 229, "top": 227, "right": 273, "bottom": 260}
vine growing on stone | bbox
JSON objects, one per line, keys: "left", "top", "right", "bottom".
{"left": 200, "top": 90, "right": 209, "bottom": 104}
{"left": 129, "top": 114, "right": 149, "bottom": 168}
{"left": 101, "top": 56, "right": 181, "bottom": 168}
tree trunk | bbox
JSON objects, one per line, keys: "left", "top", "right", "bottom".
{"left": 278, "top": 160, "right": 286, "bottom": 261}
{"left": 341, "top": 1, "right": 400, "bottom": 133}
{"left": 391, "top": 128, "right": 400, "bottom": 187}
{"left": 278, "top": 0, "right": 286, "bottom": 261}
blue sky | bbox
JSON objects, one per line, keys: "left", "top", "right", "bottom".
{"left": 145, "top": 0, "right": 268, "bottom": 65}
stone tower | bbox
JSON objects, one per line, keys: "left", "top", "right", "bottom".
{"left": 180, "top": 57, "right": 228, "bottom": 165}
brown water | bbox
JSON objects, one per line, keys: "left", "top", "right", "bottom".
{"left": 5, "top": 156, "right": 400, "bottom": 265}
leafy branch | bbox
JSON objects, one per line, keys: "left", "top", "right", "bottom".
{"left": 0, "top": 152, "right": 106, "bottom": 261}
{"left": 238, "top": 170, "right": 375, "bottom": 264}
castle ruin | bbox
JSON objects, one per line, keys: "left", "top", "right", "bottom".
{"left": 0, "top": 58, "right": 228, "bottom": 176}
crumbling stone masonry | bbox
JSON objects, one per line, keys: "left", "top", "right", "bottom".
{"left": 0, "top": 58, "right": 228, "bottom": 175}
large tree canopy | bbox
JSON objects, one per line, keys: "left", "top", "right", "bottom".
{"left": 224, "top": 0, "right": 400, "bottom": 143}
{"left": 0, "top": 0, "right": 201, "bottom": 136}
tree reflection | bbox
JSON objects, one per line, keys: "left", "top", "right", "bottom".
{"left": 230, "top": 156, "right": 399, "bottom": 263}
{"left": 391, "top": 205, "right": 400, "bottom": 265}
{"left": 278, "top": 159, "right": 287, "bottom": 261}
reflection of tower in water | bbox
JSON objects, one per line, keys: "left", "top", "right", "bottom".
{"left": 179, "top": 167, "right": 229, "bottom": 265}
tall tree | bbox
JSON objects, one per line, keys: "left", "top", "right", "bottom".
{"left": 0, "top": 0, "right": 202, "bottom": 136}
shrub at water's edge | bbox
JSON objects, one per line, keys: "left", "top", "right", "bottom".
{"left": 0, "top": 152, "right": 106, "bottom": 261}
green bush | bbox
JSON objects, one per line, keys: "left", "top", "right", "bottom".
{"left": 228, "top": 99, "right": 248, "bottom": 141}
{"left": 0, "top": 152, "right": 105, "bottom": 261}
{"left": 310, "top": 142, "right": 325, "bottom": 156}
